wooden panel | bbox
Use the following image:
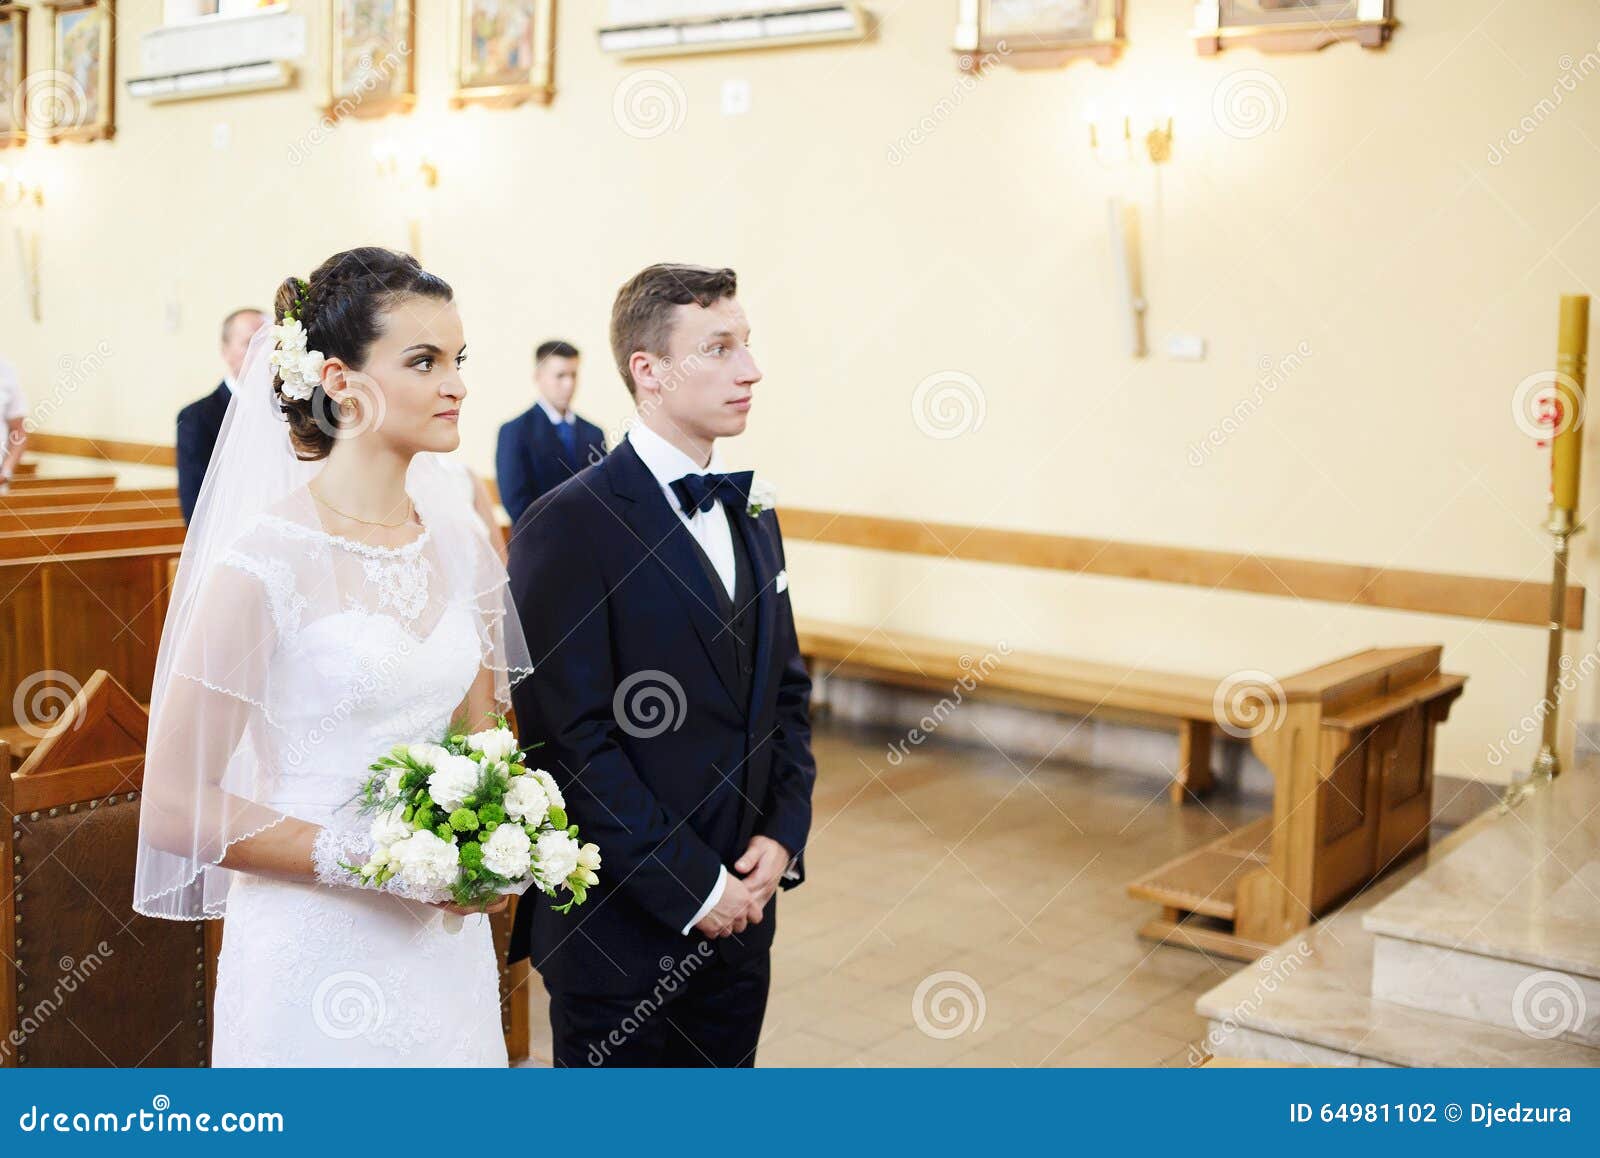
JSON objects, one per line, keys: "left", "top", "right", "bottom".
{"left": 0, "top": 487, "right": 176, "bottom": 512}
{"left": 6, "top": 474, "right": 116, "bottom": 492}
{"left": 0, "top": 521, "right": 186, "bottom": 560}
{"left": 0, "top": 549, "right": 176, "bottom": 730}
{"left": 0, "top": 502, "right": 181, "bottom": 532}
{"left": 25, "top": 432, "right": 177, "bottom": 468}
{"left": 782, "top": 508, "right": 1584, "bottom": 630}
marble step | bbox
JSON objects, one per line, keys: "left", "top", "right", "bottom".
{"left": 1193, "top": 808, "right": 1599, "bottom": 1067}
{"left": 1362, "top": 769, "right": 1600, "bottom": 1048}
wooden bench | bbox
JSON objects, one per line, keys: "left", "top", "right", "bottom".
{"left": 0, "top": 542, "right": 181, "bottom": 732}
{"left": 4, "top": 474, "right": 117, "bottom": 493}
{"left": 1126, "top": 645, "right": 1465, "bottom": 960}
{"left": 798, "top": 617, "right": 1225, "bottom": 804}
{"left": 0, "top": 520, "right": 186, "bottom": 560}
{"left": 0, "top": 500, "right": 183, "bottom": 533}
{"left": 0, "top": 486, "right": 177, "bottom": 512}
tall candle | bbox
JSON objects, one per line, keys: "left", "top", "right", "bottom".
{"left": 1551, "top": 294, "right": 1590, "bottom": 513}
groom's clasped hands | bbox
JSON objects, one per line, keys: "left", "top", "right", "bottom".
{"left": 695, "top": 834, "right": 792, "bottom": 938}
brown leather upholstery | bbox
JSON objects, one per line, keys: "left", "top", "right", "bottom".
{"left": 6, "top": 789, "right": 209, "bottom": 1067}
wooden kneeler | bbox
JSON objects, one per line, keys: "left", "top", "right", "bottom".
{"left": 1127, "top": 646, "right": 1466, "bottom": 961}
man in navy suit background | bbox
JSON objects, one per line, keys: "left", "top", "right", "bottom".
{"left": 506, "top": 264, "right": 814, "bottom": 1067}
{"left": 495, "top": 340, "right": 607, "bottom": 524}
{"left": 176, "top": 307, "right": 264, "bottom": 523}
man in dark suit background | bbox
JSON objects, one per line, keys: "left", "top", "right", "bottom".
{"left": 176, "top": 307, "right": 264, "bottom": 523}
{"left": 495, "top": 340, "right": 607, "bottom": 524}
{"left": 506, "top": 264, "right": 814, "bottom": 1067}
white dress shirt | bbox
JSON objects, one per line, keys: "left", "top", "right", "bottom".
{"left": 537, "top": 397, "right": 574, "bottom": 427}
{"left": 625, "top": 421, "right": 736, "bottom": 931}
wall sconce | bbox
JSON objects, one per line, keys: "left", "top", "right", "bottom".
{"left": 0, "top": 163, "right": 45, "bottom": 322}
{"left": 372, "top": 141, "right": 438, "bottom": 258}
{"left": 1085, "top": 109, "right": 1175, "bottom": 166}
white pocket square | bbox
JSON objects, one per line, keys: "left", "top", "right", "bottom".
{"left": 775, "top": 569, "right": 789, "bottom": 594}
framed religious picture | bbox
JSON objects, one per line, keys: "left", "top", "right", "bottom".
{"left": 0, "top": 5, "right": 26, "bottom": 147}
{"left": 1193, "top": 0, "right": 1394, "bottom": 55}
{"left": 43, "top": 0, "right": 115, "bottom": 142}
{"left": 328, "top": 0, "right": 416, "bottom": 120}
{"left": 953, "top": 0, "right": 1124, "bottom": 70}
{"left": 452, "top": 0, "right": 556, "bottom": 109}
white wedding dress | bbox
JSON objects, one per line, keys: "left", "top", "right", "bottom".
{"left": 202, "top": 507, "right": 509, "bottom": 1067}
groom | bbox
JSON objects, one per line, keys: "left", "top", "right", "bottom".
{"left": 506, "top": 263, "right": 815, "bottom": 1067}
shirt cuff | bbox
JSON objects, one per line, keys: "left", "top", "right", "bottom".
{"left": 681, "top": 864, "right": 726, "bottom": 935}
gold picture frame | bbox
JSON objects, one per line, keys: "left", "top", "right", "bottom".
{"left": 327, "top": 0, "right": 416, "bottom": 121}
{"left": 452, "top": 0, "right": 556, "bottom": 109}
{"left": 0, "top": 5, "right": 27, "bottom": 148}
{"left": 953, "top": 0, "right": 1124, "bottom": 70}
{"left": 43, "top": 0, "right": 114, "bottom": 143}
{"left": 1193, "top": 0, "right": 1394, "bottom": 56}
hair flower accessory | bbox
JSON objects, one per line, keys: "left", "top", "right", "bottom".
{"left": 270, "top": 281, "right": 326, "bottom": 402}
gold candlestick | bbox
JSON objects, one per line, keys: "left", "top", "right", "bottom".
{"left": 1512, "top": 295, "right": 1590, "bottom": 807}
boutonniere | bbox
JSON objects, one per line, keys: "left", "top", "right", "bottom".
{"left": 747, "top": 477, "right": 777, "bottom": 518}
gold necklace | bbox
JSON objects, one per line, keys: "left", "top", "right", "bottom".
{"left": 309, "top": 484, "right": 415, "bottom": 529}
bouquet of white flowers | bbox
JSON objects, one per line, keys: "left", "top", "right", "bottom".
{"left": 342, "top": 717, "right": 601, "bottom": 917}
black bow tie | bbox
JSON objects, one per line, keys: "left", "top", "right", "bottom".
{"left": 670, "top": 470, "right": 754, "bottom": 515}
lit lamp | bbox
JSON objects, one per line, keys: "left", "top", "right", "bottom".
{"left": 372, "top": 141, "right": 439, "bottom": 259}
{"left": 1516, "top": 294, "right": 1590, "bottom": 801}
{"left": 0, "top": 162, "right": 46, "bottom": 322}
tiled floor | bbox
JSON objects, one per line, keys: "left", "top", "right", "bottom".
{"left": 521, "top": 718, "right": 1268, "bottom": 1067}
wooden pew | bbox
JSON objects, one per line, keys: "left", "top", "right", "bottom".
{"left": 0, "top": 543, "right": 180, "bottom": 733}
{"left": 0, "top": 671, "right": 209, "bottom": 1066}
{"left": 1127, "top": 646, "right": 1465, "bottom": 961}
{"left": 1, "top": 670, "right": 530, "bottom": 1066}
{"left": 5, "top": 474, "right": 117, "bottom": 493}
{"left": 0, "top": 486, "right": 177, "bottom": 512}
{"left": 0, "top": 520, "right": 186, "bottom": 560}
{"left": 799, "top": 617, "right": 1223, "bottom": 804}
{"left": 0, "top": 501, "right": 183, "bottom": 533}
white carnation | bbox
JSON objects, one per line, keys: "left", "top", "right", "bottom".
{"left": 466, "top": 727, "right": 518, "bottom": 762}
{"left": 534, "top": 829, "right": 581, "bottom": 891}
{"left": 482, "top": 823, "right": 533, "bottom": 879}
{"left": 528, "top": 767, "right": 564, "bottom": 811}
{"left": 749, "top": 477, "right": 778, "bottom": 513}
{"left": 368, "top": 803, "right": 411, "bottom": 848}
{"left": 427, "top": 753, "right": 481, "bottom": 812}
{"left": 407, "top": 742, "right": 449, "bottom": 770}
{"left": 503, "top": 776, "right": 549, "bottom": 824}
{"left": 386, "top": 830, "right": 459, "bottom": 897}
{"left": 383, "top": 764, "right": 407, "bottom": 797}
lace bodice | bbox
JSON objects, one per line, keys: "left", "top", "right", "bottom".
{"left": 214, "top": 511, "right": 483, "bottom": 827}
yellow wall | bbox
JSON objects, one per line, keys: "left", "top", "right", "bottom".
{"left": 6, "top": 0, "right": 1600, "bottom": 780}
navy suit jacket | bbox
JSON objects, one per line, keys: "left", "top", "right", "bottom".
{"left": 506, "top": 439, "right": 815, "bottom": 995}
{"left": 176, "top": 382, "right": 230, "bottom": 524}
{"left": 494, "top": 405, "right": 606, "bottom": 525}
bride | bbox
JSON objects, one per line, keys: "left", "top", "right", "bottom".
{"left": 133, "top": 247, "right": 530, "bottom": 1066}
